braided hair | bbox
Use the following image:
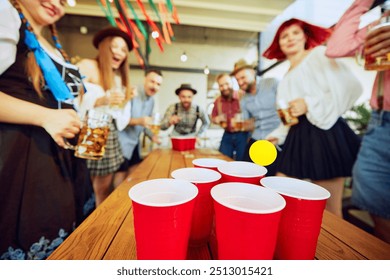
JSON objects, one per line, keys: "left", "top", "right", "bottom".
{"left": 10, "top": 0, "right": 73, "bottom": 98}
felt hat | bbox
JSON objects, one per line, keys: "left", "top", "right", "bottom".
{"left": 93, "top": 26, "right": 133, "bottom": 51}
{"left": 230, "top": 59, "right": 256, "bottom": 76}
{"left": 262, "top": 18, "right": 331, "bottom": 60}
{"left": 175, "top": 83, "right": 197, "bottom": 95}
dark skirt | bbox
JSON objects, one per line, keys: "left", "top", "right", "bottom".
{"left": 277, "top": 115, "right": 361, "bottom": 180}
{"left": 0, "top": 123, "right": 95, "bottom": 260}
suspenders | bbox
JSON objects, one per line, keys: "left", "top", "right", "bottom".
{"left": 174, "top": 103, "right": 199, "bottom": 134}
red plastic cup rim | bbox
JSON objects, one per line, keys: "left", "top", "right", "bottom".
{"left": 260, "top": 176, "right": 331, "bottom": 200}
{"left": 171, "top": 136, "right": 196, "bottom": 140}
{"left": 128, "top": 178, "right": 198, "bottom": 207}
{"left": 211, "top": 182, "right": 286, "bottom": 214}
{"left": 171, "top": 167, "right": 221, "bottom": 183}
{"left": 218, "top": 161, "right": 267, "bottom": 178}
{"left": 192, "top": 158, "right": 227, "bottom": 169}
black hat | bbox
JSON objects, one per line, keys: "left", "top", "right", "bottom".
{"left": 175, "top": 83, "right": 197, "bottom": 95}
{"left": 93, "top": 26, "right": 133, "bottom": 51}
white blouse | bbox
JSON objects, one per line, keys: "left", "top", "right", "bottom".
{"left": 267, "top": 46, "right": 363, "bottom": 144}
{"left": 0, "top": 0, "right": 20, "bottom": 75}
{"left": 76, "top": 82, "right": 131, "bottom": 131}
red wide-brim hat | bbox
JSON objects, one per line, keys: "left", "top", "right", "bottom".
{"left": 262, "top": 18, "right": 331, "bottom": 60}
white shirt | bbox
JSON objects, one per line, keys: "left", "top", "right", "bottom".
{"left": 267, "top": 46, "right": 363, "bottom": 144}
{"left": 77, "top": 82, "right": 131, "bottom": 131}
{"left": 0, "top": 0, "right": 20, "bottom": 75}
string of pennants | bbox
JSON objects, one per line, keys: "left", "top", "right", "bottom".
{"left": 96, "top": 0, "right": 180, "bottom": 68}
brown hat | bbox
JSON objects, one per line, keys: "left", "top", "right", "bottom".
{"left": 230, "top": 59, "right": 256, "bottom": 76}
{"left": 175, "top": 83, "right": 197, "bottom": 95}
{"left": 93, "top": 26, "right": 134, "bottom": 51}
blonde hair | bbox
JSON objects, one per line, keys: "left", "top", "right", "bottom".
{"left": 96, "top": 37, "right": 132, "bottom": 101}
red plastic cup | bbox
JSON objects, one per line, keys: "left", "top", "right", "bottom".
{"left": 217, "top": 161, "right": 267, "bottom": 185}
{"left": 260, "top": 176, "right": 331, "bottom": 260}
{"left": 171, "top": 136, "right": 196, "bottom": 151}
{"left": 192, "top": 158, "right": 227, "bottom": 171}
{"left": 128, "top": 178, "right": 198, "bottom": 260}
{"left": 211, "top": 182, "right": 286, "bottom": 260}
{"left": 171, "top": 167, "right": 222, "bottom": 246}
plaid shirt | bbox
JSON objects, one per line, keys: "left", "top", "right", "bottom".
{"left": 161, "top": 103, "right": 210, "bottom": 136}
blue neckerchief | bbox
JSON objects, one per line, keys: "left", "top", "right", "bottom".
{"left": 24, "top": 29, "right": 74, "bottom": 102}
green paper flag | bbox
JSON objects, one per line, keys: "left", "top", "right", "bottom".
{"left": 124, "top": 0, "right": 148, "bottom": 39}
{"left": 96, "top": 0, "right": 117, "bottom": 26}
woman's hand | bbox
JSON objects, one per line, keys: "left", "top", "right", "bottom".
{"left": 289, "top": 98, "right": 307, "bottom": 117}
{"left": 94, "top": 95, "right": 109, "bottom": 107}
{"left": 266, "top": 137, "right": 279, "bottom": 145}
{"left": 108, "top": 91, "right": 125, "bottom": 107}
{"left": 39, "top": 109, "right": 81, "bottom": 148}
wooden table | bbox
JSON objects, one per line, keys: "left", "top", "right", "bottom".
{"left": 48, "top": 148, "right": 390, "bottom": 260}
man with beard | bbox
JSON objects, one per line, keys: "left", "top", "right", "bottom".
{"left": 160, "top": 83, "right": 209, "bottom": 138}
{"left": 231, "top": 59, "right": 281, "bottom": 175}
{"left": 114, "top": 69, "right": 163, "bottom": 186}
{"left": 211, "top": 73, "right": 249, "bottom": 160}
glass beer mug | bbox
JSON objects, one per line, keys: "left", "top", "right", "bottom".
{"left": 66, "top": 109, "right": 112, "bottom": 160}
{"left": 149, "top": 112, "right": 161, "bottom": 136}
{"left": 277, "top": 99, "right": 299, "bottom": 126}
{"left": 359, "top": 0, "right": 390, "bottom": 71}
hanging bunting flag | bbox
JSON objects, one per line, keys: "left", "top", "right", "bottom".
{"left": 148, "top": 0, "right": 163, "bottom": 28}
{"left": 165, "top": 0, "right": 173, "bottom": 12}
{"left": 97, "top": 0, "right": 181, "bottom": 64}
{"left": 136, "top": 0, "right": 165, "bottom": 51}
{"left": 118, "top": 0, "right": 144, "bottom": 41}
{"left": 172, "top": 4, "right": 180, "bottom": 24}
{"left": 115, "top": 19, "right": 140, "bottom": 49}
{"left": 159, "top": 0, "right": 175, "bottom": 40}
{"left": 133, "top": 48, "right": 145, "bottom": 68}
{"left": 158, "top": 0, "right": 172, "bottom": 44}
{"left": 166, "top": 0, "right": 180, "bottom": 24}
{"left": 124, "top": 0, "right": 148, "bottom": 39}
{"left": 96, "top": 0, "right": 117, "bottom": 26}
{"left": 114, "top": 0, "right": 148, "bottom": 67}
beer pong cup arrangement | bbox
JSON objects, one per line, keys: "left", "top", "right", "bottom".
{"left": 128, "top": 178, "right": 198, "bottom": 260}
{"left": 260, "top": 177, "right": 331, "bottom": 260}
{"left": 192, "top": 158, "right": 227, "bottom": 171}
{"left": 171, "top": 167, "right": 222, "bottom": 246}
{"left": 171, "top": 136, "right": 196, "bottom": 151}
{"left": 217, "top": 161, "right": 267, "bottom": 185}
{"left": 211, "top": 182, "right": 286, "bottom": 260}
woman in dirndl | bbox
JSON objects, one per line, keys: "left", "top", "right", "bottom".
{"left": 263, "top": 18, "right": 363, "bottom": 217}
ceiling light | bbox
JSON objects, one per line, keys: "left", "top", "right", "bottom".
{"left": 67, "top": 0, "right": 76, "bottom": 7}
{"left": 80, "top": 26, "right": 88, "bottom": 35}
{"left": 151, "top": 31, "right": 159, "bottom": 39}
{"left": 180, "top": 52, "right": 187, "bottom": 62}
{"left": 204, "top": 66, "right": 210, "bottom": 75}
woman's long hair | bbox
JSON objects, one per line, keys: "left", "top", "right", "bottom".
{"left": 96, "top": 37, "right": 132, "bottom": 101}
{"left": 11, "top": 0, "right": 83, "bottom": 99}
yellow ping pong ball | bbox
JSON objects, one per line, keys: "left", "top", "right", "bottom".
{"left": 249, "top": 140, "right": 277, "bottom": 166}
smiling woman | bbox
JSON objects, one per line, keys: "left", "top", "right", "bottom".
{"left": 76, "top": 26, "right": 134, "bottom": 207}
{"left": 263, "top": 18, "right": 363, "bottom": 218}
{"left": 0, "top": 0, "right": 94, "bottom": 260}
